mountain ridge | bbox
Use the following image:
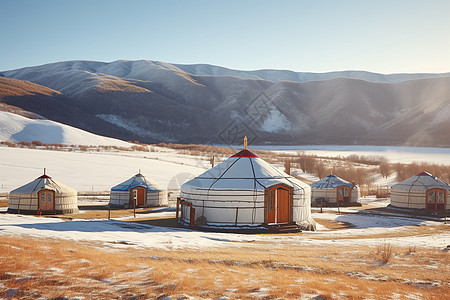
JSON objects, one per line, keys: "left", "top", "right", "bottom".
{"left": 1, "top": 60, "right": 450, "bottom": 147}
{"left": 3, "top": 59, "right": 450, "bottom": 84}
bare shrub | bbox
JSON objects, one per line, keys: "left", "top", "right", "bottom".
{"left": 296, "top": 155, "right": 317, "bottom": 173}
{"left": 284, "top": 159, "right": 291, "bottom": 175}
{"left": 375, "top": 186, "right": 389, "bottom": 198}
{"left": 315, "top": 161, "right": 327, "bottom": 178}
{"left": 31, "top": 140, "right": 44, "bottom": 147}
{"left": 379, "top": 161, "right": 391, "bottom": 178}
{"left": 405, "top": 246, "right": 416, "bottom": 256}
{"left": 377, "top": 243, "right": 394, "bottom": 264}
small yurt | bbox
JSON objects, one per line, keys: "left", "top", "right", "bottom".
{"left": 390, "top": 171, "right": 449, "bottom": 212}
{"left": 110, "top": 173, "right": 168, "bottom": 208}
{"left": 179, "top": 141, "right": 315, "bottom": 231}
{"left": 310, "top": 174, "right": 359, "bottom": 206}
{"left": 7, "top": 171, "right": 78, "bottom": 214}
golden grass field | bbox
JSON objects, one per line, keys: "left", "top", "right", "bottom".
{"left": 1, "top": 214, "right": 448, "bottom": 299}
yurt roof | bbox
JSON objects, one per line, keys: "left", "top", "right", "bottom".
{"left": 310, "top": 174, "right": 354, "bottom": 189}
{"left": 391, "top": 171, "right": 450, "bottom": 191}
{"left": 10, "top": 174, "right": 76, "bottom": 194}
{"left": 111, "top": 173, "right": 166, "bottom": 192}
{"left": 182, "top": 149, "right": 309, "bottom": 191}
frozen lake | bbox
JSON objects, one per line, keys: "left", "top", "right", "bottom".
{"left": 251, "top": 145, "right": 450, "bottom": 165}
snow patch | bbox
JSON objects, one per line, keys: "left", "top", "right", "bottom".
{"left": 0, "top": 112, "right": 131, "bottom": 146}
{"left": 259, "top": 108, "right": 292, "bottom": 133}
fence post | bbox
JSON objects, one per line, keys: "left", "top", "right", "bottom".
{"left": 176, "top": 197, "right": 180, "bottom": 220}
{"left": 190, "top": 207, "right": 195, "bottom": 229}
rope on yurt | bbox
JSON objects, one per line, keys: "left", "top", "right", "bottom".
{"left": 205, "top": 156, "right": 242, "bottom": 218}
{"left": 28, "top": 176, "right": 45, "bottom": 214}
{"left": 249, "top": 157, "right": 258, "bottom": 225}
{"left": 407, "top": 176, "right": 425, "bottom": 208}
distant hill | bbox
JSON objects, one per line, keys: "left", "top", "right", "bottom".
{"left": 1, "top": 60, "right": 450, "bottom": 147}
{"left": 0, "top": 111, "right": 131, "bottom": 146}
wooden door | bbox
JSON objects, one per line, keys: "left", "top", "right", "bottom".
{"left": 277, "top": 188, "right": 289, "bottom": 223}
{"left": 130, "top": 187, "right": 146, "bottom": 207}
{"left": 38, "top": 190, "right": 55, "bottom": 211}
{"left": 267, "top": 186, "right": 290, "bottom": 224}
{"left": 426, "top": 189, "right": 446, "bottom": 211}
{"left": 337, "top": 186, "right": 350, "bottom": 203}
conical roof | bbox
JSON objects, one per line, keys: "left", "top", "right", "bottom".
{"left": 391, "top": 171, "right": 450, "bottom": 191}
{"left": 10, "top": 174, "right": 76, "bottom": 195}
{"left": 311, "top": 174, "right": 354, "bottom": 189}
{"left": 182, "top": 149, "right": 308, "bottom": 191}
{"left": 111, "top": 173, "right": 166, "bottom": 192}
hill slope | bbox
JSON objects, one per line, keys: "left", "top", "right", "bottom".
{"left": 0, "top": 111, "right": 132, "bottom": 146}
{"left": 2, "top": 60, "right": 450, "bottom": 146}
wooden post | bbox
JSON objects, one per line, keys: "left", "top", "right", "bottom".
{"left": 189, "top": 207, "right": 195, "bottom": 229}
{"left": 133, "top": 192, "right": 136, "bottom": 218}
{"left": 235, "top": 207, "right": 239, "bottom": 225}
{"left": 176, "top": 197, "right": 181, "bottom": 220}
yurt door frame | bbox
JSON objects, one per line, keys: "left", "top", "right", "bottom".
{"left": 130, "top": 187, "right": 146, "bottom": 207}
{"left": 38, "top": 189, "right": 55, "bottom": 211}
{"left": 337, "top": 186, "right": 351, "bottom": 204}
{"left": 265, "top": 184, "right": 293, "bottom": 225}
{"left": 426, "top": 188, "right": 446, "bottom": 211}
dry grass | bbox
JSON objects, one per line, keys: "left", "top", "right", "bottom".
{"left": 0, "top": 235, "right": 448, "bottom": 299}
{"left": 313, "top": 217, "right": 354, "bottom": 230}
{"left": 0, "top": 198, "right": 8, "bottom": 208}
{"left": 312, "top": 224, "right": 449, "bottom": 240}
{"left": 54, "top": 207, "right": 165, "bottom": 220}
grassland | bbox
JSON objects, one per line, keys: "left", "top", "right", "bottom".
{"left": 1, "top": 229, "right": 448, "bottom": 299}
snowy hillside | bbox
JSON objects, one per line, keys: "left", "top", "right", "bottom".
{"left": 0, "top": 111, "right": 131, "bottom": 146}
{"left": 2, "top": 60, "right": 450, "bottom": 146}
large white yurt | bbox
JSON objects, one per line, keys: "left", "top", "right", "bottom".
{"left": 179, "top": 144, "right": 315, "bottom": 232}
{"left": 310, "top": 174, "right": 359, "bottom": 206}
{"left": 390, "top": 171, "right": 449, "bottom": 212}
{"left": 7, "top": 171, "right": 78, "bottom": 214}
{"left": 110, "top": 173, "right": 168, "bottom": 208}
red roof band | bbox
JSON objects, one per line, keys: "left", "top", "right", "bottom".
{"left": 230, "top": 149, "right": 259, "bottom": 158}
{"left": 415, "top": 171, "right": 432, "bottom": 177}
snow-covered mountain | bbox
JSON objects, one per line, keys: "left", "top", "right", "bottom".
{"left": 1, "top": 60, "right": 450, "bottom": 147}
{"left": 0, "top": 111, "right": 131, "bottom": 146}
{"left": 3, "top": 60, "right": 450, "bottom": 84}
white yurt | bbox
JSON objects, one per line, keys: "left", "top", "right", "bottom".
{"left": 179, "top": 142, "right": 315, "bottom": 232}
{"left": 110, "top": 173, "right": 168, "bottom": 208}
{"left": 7, "top": 171, "right": 78, "bottom": 214}
{"left": 390, "top": 171, "right": 449, "bottom": 212}
{"left": 310, "top": 174, "right": 359, "bottom": 206}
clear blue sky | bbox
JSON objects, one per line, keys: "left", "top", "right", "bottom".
{"left": 1, "top": 0, "right": 449, "bottom": 74}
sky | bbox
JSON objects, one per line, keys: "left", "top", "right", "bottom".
{"left": 1, "top": 0, "right": 450, "bottom": 74}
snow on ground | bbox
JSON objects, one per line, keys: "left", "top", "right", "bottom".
{"left": 0, "top": 214, "right": 257, "bottom": 249}
{"left": 0, "top": 147, "right": 207, "bottom": 192}
{"left": 1, "top": 143, "right": 449, "bottom": 251}
{"left": 0, "top": 210, "right": 448, "bottom": 250}
{"left": 0, "top": 111, "right": 132, "bottom": 146}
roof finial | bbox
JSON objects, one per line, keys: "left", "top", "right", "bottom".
{"left": 139, "top": 169, "right": 141, "bottom": 174}
{"left": 44, "top": 168, "right": 46, "bottom": 175}
{"left": 330, "top": 169, "right": 333, "bottom": 175}
{"left": 244, "top": 136, "right": 247, "bottom": 150}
